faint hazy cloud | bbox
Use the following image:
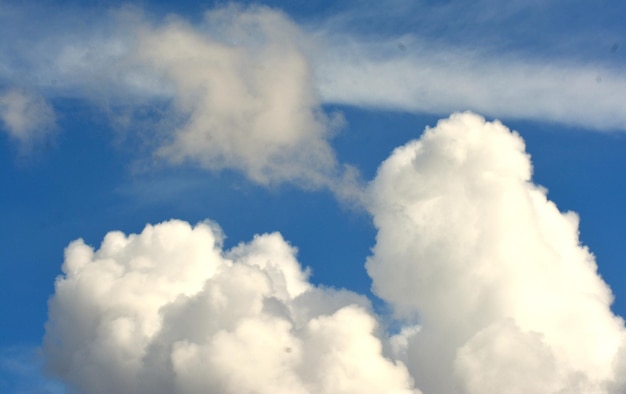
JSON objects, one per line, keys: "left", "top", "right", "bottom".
{"left": 135, "top": 5, "right": 347, "bottom": 189}
{"left": 0, "top": 88, "right": 56, "bottom": 150}
{"left": 0, "top": 346, "right": 65, "bottom": 394}
{"left": 0, "top": 3, "right": 363, "bottom": 196}
{"left": 18, "top": 2, "right": 626, "bottom": 393}
{"left": 1, "top": 2, "right": 625, "bottom": 133}
{"left": 315, "top": 37, "right": 626, "bottom": 130}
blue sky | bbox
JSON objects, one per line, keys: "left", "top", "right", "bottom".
{"left": 1, "top": 1, "right": 626, "bottom": 393}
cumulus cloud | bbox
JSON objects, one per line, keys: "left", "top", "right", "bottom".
{"left": 0, "top": 88, "right": 56, "bottom": 150}
{"left": 25, "top": 2, "right": 626, "bottom": 391}
{"left": 44, "top": 220, "right": 417, "bottom": 394}
{"left": 366, "top": 112, "right": 626, "bottom": 393}
{"left": 43, "top": 113, "right": 626, "bottom": 393}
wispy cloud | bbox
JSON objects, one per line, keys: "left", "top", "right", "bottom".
{"left": 0, "top": 346, "right": 64, "bottom": 394}
{"left": 309, "top": 0, "right": 626, "bottom": 130}
{"left": 0, "top": 89, "right": 56, "bottom": 151}
{"left": 135, "top": 5, "right": 346, "bottom": 188}
{"left": 1, "top": 1, "right": 624, "bottom": 133}
{"left": 0, "top": 4, "right": 364, "bottom": 195}
{"left": 43, "top": 113, "right": 626, "bottom": 393}
{"left": 315, "top": 37, "right": 626, "bottom": 130}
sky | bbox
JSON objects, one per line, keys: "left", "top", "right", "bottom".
{"left": 1, "top": 0, "right": 626, "bottom": 393}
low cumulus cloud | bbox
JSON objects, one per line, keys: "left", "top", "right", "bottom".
{"left": 44, "top": 113, "right": 626, "bottom": 393}
{"left": 0, "top": 88, "right": 56, "bottom": 151}
{"left": 44, "top": 220, "right": 417, "bottom": 394}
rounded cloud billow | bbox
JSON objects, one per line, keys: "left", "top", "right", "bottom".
{"left": 44, "top": 112, "right": 626, "bottom": 394}
{"left": 366, "top": 112, "right": 626, "bottom": 393}
{"left": 44, "top": 220, "right": 417, "bottom": 394}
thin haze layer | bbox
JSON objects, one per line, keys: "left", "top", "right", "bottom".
{"left": 1, "top": 2, "right": 625, "bottom": 136}
{"left": 0, "top": 4, "right": 350, "bottom": 190}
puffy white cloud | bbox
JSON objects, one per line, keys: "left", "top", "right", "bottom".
{"left": 0, "top": 88, "right": 56, "bottom": 149}
{"left": 44, "top": 219, "right": 418, "bottom": 394}
{"left": 366, "top": 112, "right": 626, "bottom": 393}
{"left": 43, "top": 113, "right": 626, "bottom": 393}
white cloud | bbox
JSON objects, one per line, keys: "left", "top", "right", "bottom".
{"left": 15, "top": 3, "right": 626, "bottom": 390}
{"left": 0, "top": 88, "right": 56, "bottom": 149}
{"left": 0, "top": 3, "right": 155, "bottom": 100}
{"left": 315, "top": 37, "right": 626, "bottom": 130}
{"left": 366, "top": 112, "right": 626, "bottom": 393}
{"left": 43, "top": 113, "right": 626, "bottom": 393}
{"left": 133, "top": 5, "right": 347, "bottom": 189}
{"left": 0, "top": 2, "right": 624, "bottom": 201}
{"left": 44, "top": 219, "right": 418, "bottom": 394}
